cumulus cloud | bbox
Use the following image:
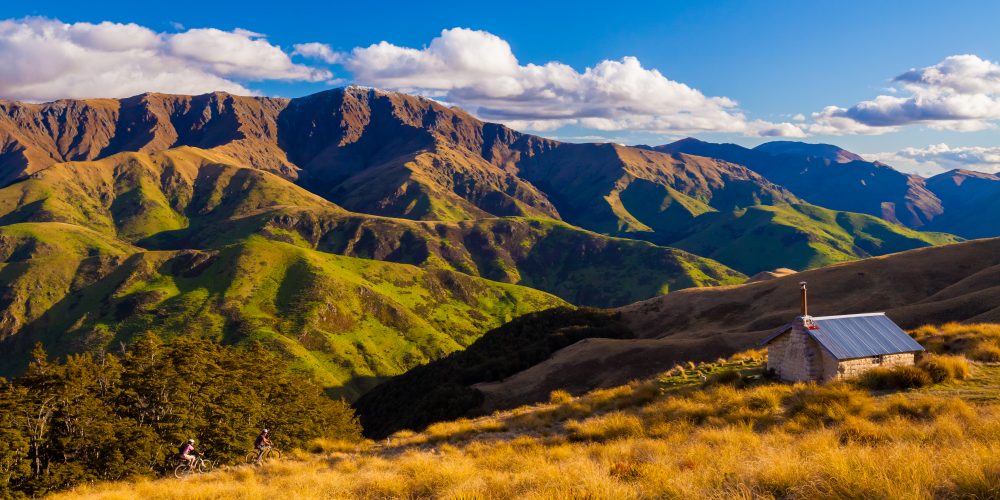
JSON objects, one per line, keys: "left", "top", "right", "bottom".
{"left": 335, "top": 28, "right": 802, "bottom": 136}
{"left": 292, "top": 42, "right": 341, "bottom": 64}
{"left": 864, "top": 144, "right": 1000, "bottom": 175}
{"left": 806, "top": 54, "right": 1000, "bottom": 135}
{"left": 0, "top": 17, "right": 332, "bottom": 101}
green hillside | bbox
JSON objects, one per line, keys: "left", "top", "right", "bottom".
{"left": 147, "top": 208, "right": 745, "bottom": 307}
{"left": 0, "top": 147, "right": 339, "bottom": 241}
{"left": 671, "top": 203, "right": 963, "bottom": 274}
{"left": 0, "top": 232, "right": 564, "bottom": 398}
{"left": 0, "top": 148, "right": 745, "bottom": 308}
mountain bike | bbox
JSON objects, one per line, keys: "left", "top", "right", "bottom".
{"left": 174, "top": 454, "right": 213, "bottom": 478}
{"left": 245, "top": 445, "right": 281, "bottom": 466}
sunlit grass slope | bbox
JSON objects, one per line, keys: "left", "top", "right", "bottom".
{"left": 163, "top": 209, "right": 745, "bottom": 307}
{"left": 1, "top": 235, "right": 565, "bottom": 398}
{"left": 673, "top": 203, "right": 962, "bottom": 274}
{"left": 53, "top": 324, "right": 1000, "bottom": 499}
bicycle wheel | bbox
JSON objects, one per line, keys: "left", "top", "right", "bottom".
{"left": 264, "top": 448, "right": 281, "bottom": 462}
{"left": 246, "top": 451, "right": 259, "bottom": 465}
{"left": 198, "top": 460, "right": 213, "bottom": 473}
{"left": 173, "top": 464, "right": 189, "bottom": 479}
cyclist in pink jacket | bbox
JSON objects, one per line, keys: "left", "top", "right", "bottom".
{"left": 179, "top": 439, "right": 198, "bottom": 467}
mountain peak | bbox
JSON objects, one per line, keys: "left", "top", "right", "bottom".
{"left": 753, "top": 141, "right": 864, "bottom": 163}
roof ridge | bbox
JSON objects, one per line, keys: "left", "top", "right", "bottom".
{"left": 811, "top": 312, "right": 885, "bottom": 320}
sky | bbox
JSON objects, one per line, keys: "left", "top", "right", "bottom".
{"left": 4, "top": 0, "right": 1000, "bottom": 174}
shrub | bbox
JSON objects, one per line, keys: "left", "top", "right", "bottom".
{"left": 917, "top": 354, "right": 971, "bottom": 383}
{"left": 854, "top": 366, "right": 932, "bottom": 390}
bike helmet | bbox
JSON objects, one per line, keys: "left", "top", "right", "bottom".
{"left": 263, "top": 429, "right": 269, "bottom": 433}
{"left": 188, "top": 439, "right": 195, "bottom": 443}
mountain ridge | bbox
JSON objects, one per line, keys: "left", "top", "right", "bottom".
{"left": 656, "top": 137, "right": 1000, "bottom": 238}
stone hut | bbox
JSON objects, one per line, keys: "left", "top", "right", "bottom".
{"left": 761, "top": 282, "right": 924, "bottom": 382}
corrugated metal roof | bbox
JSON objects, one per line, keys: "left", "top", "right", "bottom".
{"left": 808, "top": 313, "right": 924, "bottom": 360}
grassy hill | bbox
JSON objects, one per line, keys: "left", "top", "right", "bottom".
{"left": 0, "top": 149, "right": 743, "bottom": 395}
{"left": 670, "top": 203, "right": 962, "bottom": 274}
{"left": 0, "top": 233, "right": 564, "bottom": 398}
{"left": 153, "top": 209, "right": 745, "bottom": 307}
{"left": 356, "top": 237, "right": 1000, "bottom": 427}
{"left": 49, "top": 324, "right": 1000, "bottom": 498}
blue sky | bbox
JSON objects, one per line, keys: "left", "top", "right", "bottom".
{"left": 6, "top": 0, "right": 1000, "bottom": 173}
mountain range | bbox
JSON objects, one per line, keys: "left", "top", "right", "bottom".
{"left": 0, "top": 85, "right": 996, "bottom": 398}
{"left": 653, "top": 138, "right": 1000, "bottom": 237}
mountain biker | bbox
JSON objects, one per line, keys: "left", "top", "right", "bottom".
{"left": 179, "top": 439, "right": 198, "bottom": 468}
{"left": 254, "top": 429, "right": 273, "bottom": 461}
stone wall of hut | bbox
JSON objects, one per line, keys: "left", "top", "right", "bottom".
{"left": 827, "top": 352, "right": 916, "bottom": 380}
{"left": 766, "top": 322, "right": 822, "bottom": 382}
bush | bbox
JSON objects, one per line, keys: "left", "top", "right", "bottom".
{"left": 918, "top": 354, "right": 971, "bottom": 383}
{"left": 854, "top": 366, "right": 932, "bottom": 390}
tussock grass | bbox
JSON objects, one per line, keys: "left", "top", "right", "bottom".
{"left": 918, "top": 353, "right": 971, "bottom": 383}
{"left": 911, "top": 323, "right": 1000, "bottom": 362}
{"left": 51, "top": 337, "right": 1000, "bottom": 500}
{"left": 854, "top": 365, "right": 933, "bottom": 390}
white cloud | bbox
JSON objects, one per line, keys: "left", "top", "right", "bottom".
{"left": 806, "top": 55, "right": 1000, "bottom": 134}
{"left": 0, "top": 17, "right": 332, "bottom": 101}
{"left": 864, "top": 144, "right": 1000, "bottom": 175}
{"left": 292, "top": 42, "right": 341, "bottom": 64}
{"left": 340, "top": 28, "right": 802, "bottom": 136}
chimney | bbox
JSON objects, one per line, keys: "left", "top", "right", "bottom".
{"left": 799, "top": 281, "right": 808, "bottom": 316}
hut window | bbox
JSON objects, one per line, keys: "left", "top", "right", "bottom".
{"left": 875, "top": 355, "right": 884, "bottom": 364}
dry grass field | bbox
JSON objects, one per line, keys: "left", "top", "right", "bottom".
{"left": 51, "top": 324, "right": 1000, "bottom": 499}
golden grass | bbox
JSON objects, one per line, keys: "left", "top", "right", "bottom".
{"left": 911, "top": 322, "right": 1000, "bottom": 362}
{"left": 52, "top": 367, "right": 1000, "bottom": 499}
{"left": 50, "top": 333, "right": 1000, "bottom": 500}
{"left": 918, "top": 353, "right": 972, "bottom": 383}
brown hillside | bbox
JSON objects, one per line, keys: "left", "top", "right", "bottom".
{"left": 516, "top": 143, "right": 797, "bottom": 239}
{"left": 0, "top": 93, "right": 294, "bottom": 185}
{"left": 475, "top": 238, "right": 1000, "bottom": 409}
